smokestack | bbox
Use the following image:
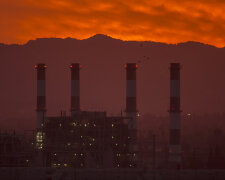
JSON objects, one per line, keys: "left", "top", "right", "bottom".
{"left": 35, "top": 64, "right": 46, "bottom": 166}
{"left": 70, "top": 63, "right": 81, "bottom": 116}
{"left": 125, "top": 63, "right": 138, "bottom": 167}
{"left": 169, "top": 63, "right": 181, "bottom": 168}
{"left": 35, "top": 63, "right": 47, "bottom": 129}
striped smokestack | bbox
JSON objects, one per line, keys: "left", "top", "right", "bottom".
{"left": 35, "top": 63, "right": 47, "bottom": 129}
{"left": 125, "top": 63, "right": 138, "bottom": 167}
{"left": 70, "top": 63, "right": 81, "bottom": 116}
{"left": 169, "top": 63, "right": 181, "bottom": 168}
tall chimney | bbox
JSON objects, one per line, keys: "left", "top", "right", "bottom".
{"left": 70, "top": 63, "right": 81, "bottom": 116}
{"left": 35, "top": 64, "right": 47, "bottom": 129}
{"left": 125, "top": 63, "right": 138, "bottom": 167}
{"left": 35, "top": 64, "right": 46, "bottom": 166}
{"left": 169, "top": 63, "right": 181, "bottom": 168}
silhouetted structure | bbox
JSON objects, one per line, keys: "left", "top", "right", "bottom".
{"left": 169, "top": 63, "right": 181, "bottom": 168}
{"left": 125, "top": 63, "right": 138, "bottom": 167}
{"left": 43, "top": 112, "right": 133, "bottom": 168}
{"left": 70, "top": 63, "right": 81, "bottom": 115}
{"left": 33, "top": 63, "right": 137, "bottom": 168}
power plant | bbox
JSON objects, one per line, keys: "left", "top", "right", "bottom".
{"left": 2, "top": 62, "right": 225, "bottom": 179}
{"left": 34, "top": 63, "right": 138, "bottom": 168}
{"left": 0, "top": 62, "right": 181, "bottom": 170}
{"left": 32, "top": 62, "right": 185, "bottom": 170}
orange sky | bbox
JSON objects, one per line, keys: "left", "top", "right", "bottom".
{"left": 1, "top": 0, "right": 225, "bottom": 47}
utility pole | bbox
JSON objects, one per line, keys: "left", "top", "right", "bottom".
{"left": 153, "top": 134, "right": 156, "bottom": 169}
{"left": 153, "top": 134, "right": 156, "bottom": 180}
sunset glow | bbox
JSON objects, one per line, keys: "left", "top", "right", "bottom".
{"left": 1, "top": 0, "right": 225, "bottom": 47}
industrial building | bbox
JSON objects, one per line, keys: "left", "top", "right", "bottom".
{"left": 34, "top": 63, "right": 138, "bottom": 168}
{"left": 0, "top": 62, "right": 187, "bottom": 172}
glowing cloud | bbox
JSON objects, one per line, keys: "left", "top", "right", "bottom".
{"left": 0, "top": 0, "right": 225, "bottom": 47}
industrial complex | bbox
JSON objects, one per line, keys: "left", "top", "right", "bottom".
{"left": 2, "top": 62, "right": 225, "bottom": 179}
{"left": 0, "top": 62, "right": 181, "bottom": 168}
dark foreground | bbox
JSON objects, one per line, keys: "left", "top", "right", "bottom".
{"left": 0, "top": 168, "right": 225, "bottom": 180}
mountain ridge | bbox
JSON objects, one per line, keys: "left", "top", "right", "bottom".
{"left": 0, "top": 34, "right": 223, "bottom": 49}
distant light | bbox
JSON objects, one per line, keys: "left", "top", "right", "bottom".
{"left": 112, "top": 124, "right": 114, "bottom": 127}
{"left": 136, "top": 112, "right": 140, "bottom": 117}
{"left": 187, "top": 113, "right": 191, "bottom": 116}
